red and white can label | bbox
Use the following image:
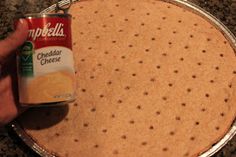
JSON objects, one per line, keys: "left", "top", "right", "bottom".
{"left": 17, "top": 15, "right": 76, "bottom": 105}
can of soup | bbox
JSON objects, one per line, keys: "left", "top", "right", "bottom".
{"left": 16, "top": 13, "right": 76, "bottom": 106}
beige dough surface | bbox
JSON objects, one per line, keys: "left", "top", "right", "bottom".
{"left": 18, "top": 0, "right": 236, "bottom": 157}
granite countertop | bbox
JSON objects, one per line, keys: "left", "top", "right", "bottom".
{"left": 0, "top": 0, "right": 236, "bottom": 156}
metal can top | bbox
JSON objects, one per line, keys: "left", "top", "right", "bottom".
{"left": 21, "top": 13, "right": 71, "bottom": 19}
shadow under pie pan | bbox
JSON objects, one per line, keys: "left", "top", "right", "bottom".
{"left": 10, "top": 0, "right": 236, "bottom": 157}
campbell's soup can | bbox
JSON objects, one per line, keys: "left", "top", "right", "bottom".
{"left": 16, "top": 13, "right": 76, "bottom": 106}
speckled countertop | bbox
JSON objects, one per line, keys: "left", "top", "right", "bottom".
{"left": 0, "top": 0, "right": 236, "bottom": 156}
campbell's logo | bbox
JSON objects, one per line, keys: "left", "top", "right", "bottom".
{"left": 29, "top": 23, "right": 65, "bottom": 40}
